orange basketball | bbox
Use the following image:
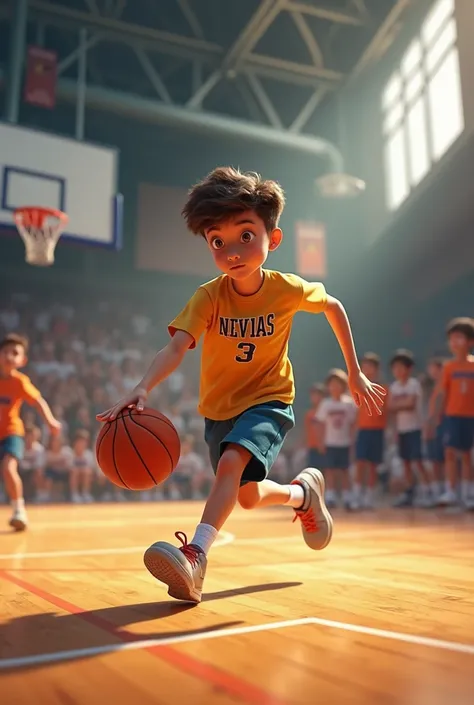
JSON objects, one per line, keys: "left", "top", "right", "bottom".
{"left": 96, "top": 407, "right": 180, "bottom": 490}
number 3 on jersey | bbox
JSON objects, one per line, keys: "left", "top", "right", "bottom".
{"left": 236, "top": 342, "right": 256, "bottom": 363}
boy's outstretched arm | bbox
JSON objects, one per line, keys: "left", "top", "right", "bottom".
{"left": 324, "top": 295, "right": 386, "bottom": 415}
{"left": 33, "top": 396, "right": 62, "bottom": 434}
{"left": 97, "top": 330, "right": 193, "bottom": 421}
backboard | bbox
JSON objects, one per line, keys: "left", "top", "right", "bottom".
{"left": 0, "top": 122, "right": 122, "bottom": 249}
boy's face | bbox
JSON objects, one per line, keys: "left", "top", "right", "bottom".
{"left": 0, "top": 343, "right": 27, "bottom": 373}
{"left": 327, "top": 377, "right": 345, "bottom": 398}
{"left": 448, "top": 331, "right": 471, "bottom": 356}
{"left": 310, "top": 390, "right": 323, "bottom": 407}
{"left": 427, "top": 362, "right": 442, "bottom": 381}
{"left": 392, "top": 361, "right": 411, "bottom": 381}
{"left": 361, "top": 360, "right": 378, "bottom": 381}
{"left": 204, "top": 211, "right": 282, "bottom": 279}
{"left": 74, "top": 438, "right": 88, "bottom": 453}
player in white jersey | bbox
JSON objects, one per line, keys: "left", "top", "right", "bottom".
{"left": 316, "top": 369, "right": 357, "bottom": 509}
{"left": 70, "top": 429, "right": 96, "bottom": 503}
{"left": 42, "top": 434, "right": 73, "bottom": 502}
{"left": 389, "top": 350, "right": 434, "bottom": 507}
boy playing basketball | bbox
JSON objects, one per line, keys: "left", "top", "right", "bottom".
{"left": 0, "top": 334, "right": 61, "bottom": 530}
{"left": 99, "top": 167, "right": 385, "bottom": 602}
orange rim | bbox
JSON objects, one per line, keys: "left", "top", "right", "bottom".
{"left": 13, "top": 206, "right": 68, "bottom": 229}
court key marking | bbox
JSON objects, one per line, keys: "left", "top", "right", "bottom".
{"left": 1, "top": 613, "right": 474, "bottom": 671}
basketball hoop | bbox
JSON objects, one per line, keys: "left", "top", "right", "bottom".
{"left": 13, "top": 206, "right": 68, "bottom": 267}
{"left": 316, "top": 173, "right": 366, "bottom": 199}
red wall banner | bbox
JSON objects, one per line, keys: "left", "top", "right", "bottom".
{"left": 295, "top": 220, "right": 326, "bottom": 279}
{"left": 24, "top": 46, "right": 57, "bottom": 109}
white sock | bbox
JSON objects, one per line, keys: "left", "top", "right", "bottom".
{"left": 12, "top": 498, "right": 25, "bottom": 512}
{"left": 352, "top": 483, "right": 362, "bottom": 500}
{"left": 342, "top": 489, "right": 352, "bottom": 503}
{"left": 190, "top": 523, "right": 218, "bottom": 555}
{"left": 285, "top": 483, "right": 305, "bottom": 509}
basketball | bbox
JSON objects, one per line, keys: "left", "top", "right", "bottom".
{"left": 96, "top": 407, "right": 181, "bottom": 490}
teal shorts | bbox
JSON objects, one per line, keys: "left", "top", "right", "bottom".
{"left": 0, "top": 435, "right": 25, "bottom": 461}
{"left": 204, "top": 401, "right": 295, "bottom": 485}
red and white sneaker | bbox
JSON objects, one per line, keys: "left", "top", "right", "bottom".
{"left": 292, "top": 468, "right": 333, "bottom": 550}
{"left": 143, "top": 531, "right": 207, "bottom": 603}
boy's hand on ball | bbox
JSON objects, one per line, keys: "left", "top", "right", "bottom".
{"left": 96, "top": 386, "right": 149, "bottom": 422}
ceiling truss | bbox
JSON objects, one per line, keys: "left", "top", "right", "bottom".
{"left": 0, "top": 0, "right": 409, "bottom": 135}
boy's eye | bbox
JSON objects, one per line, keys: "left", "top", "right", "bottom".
{"left": 211, "top": 238, "right": 224, "bottom": 250}
{"left": 241, "top": 231, "right": 256, "bottom": 243}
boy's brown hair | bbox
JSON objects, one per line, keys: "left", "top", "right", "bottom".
{"left": 183, "top": 166, "right": 286, "bottom": 236}
{"left": 0, "top": 333, "right": 29, "bottom": 354}
{"left": 446, "top": 317, "right": 474, "bottom": 341}
{"left": 73, "top": 429, "right": 90, "bottom": 443}
{"left": 390, "top": 349, "right": 414, "bottom": 368}
{"left": 326, "top": 368, "right": 348, "bottom": 386}
{"left": 310, "top": 382, "right": 326, "bottom": 396}
{"left": 361, "top": 352, "right": 380, "bottom": 367}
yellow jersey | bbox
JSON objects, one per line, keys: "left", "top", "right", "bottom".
{"left": 169, "top": 270, "right": 327, "bottom": 420}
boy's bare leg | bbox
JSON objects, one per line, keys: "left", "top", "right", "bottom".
{"left": 438, "top": 447, "right": 459, "bottom": 506}
{"left": 80, "top": 469, "right": 93, "bottom": 501}
{"left": 365, "top": 462, "right": 378, "bottom": 508}
{"left": 2, "top": 455, "right": 27, "bottom": 531}
{"left": 2, "top": 454, "right": 22, "bottom": 500}
{"left": 352, "top": 460, "right": 366, "bottom": 509}
{"left": 200, "top": 445, "right": 251, "bottom": 530}
{"left": 460, "top": 452, "right": 473, "bottom": 506}
{"left": 237, "top": 478, "right": 296, "bottom": 509}
{"left": 393, "top": 461, "right": 415, "bottom": 507}
{"left": 69, "top": 469, "right": 80, "bottom": 502}
{"left": 143, "top": 444, "right": 248, "bottom": 602}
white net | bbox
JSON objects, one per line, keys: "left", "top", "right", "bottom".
{"left": 14, "top": 209, "right": 68, "bottom": 267}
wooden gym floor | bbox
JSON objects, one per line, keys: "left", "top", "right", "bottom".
{"left": 1, "top": 502, "right": 474, "bottom": 705}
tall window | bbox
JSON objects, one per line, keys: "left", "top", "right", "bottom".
{"left": 382, "top": 0, "right": 464, "bottom": 211}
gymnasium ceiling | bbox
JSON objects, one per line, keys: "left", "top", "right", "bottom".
{"left": 0, "top": 0, "right": 411, "bottom": 135}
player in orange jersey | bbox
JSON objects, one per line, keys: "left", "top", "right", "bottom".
{"left": 430, "top": 318, "right": 474, "bottom": 508}
{"left": 353, "top": 353, "right": 388, "bottom": 510}
{"left": 0, "top": 334, "right": 61, "bottom": 530}
{"left": 99, "top": 167, "right": 386, "bottom": 603}
{"left": 424, "top": 357, "right": 446, "bottom": 502}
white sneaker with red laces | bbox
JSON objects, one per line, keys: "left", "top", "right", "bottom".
{"left": 143, "top": 531, "right": 207, "bottom": 603}
{"left": 291, "top": 468, "right": 333, "bottom": 550}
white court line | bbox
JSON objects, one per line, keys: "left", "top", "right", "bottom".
{"left": 0, "top": 528, "right": 411, "bottom": 561}
{"left": 0, "top": 527, "right": 439, "bottom": 561}
{"left": 0, "top": 531, "right": 235, "bottom": 561}
{"left": 1, "top": 614, "right": 474, "bottom": 671}
{"left": 32, "top": 512, "right": 290, "bottom": 530}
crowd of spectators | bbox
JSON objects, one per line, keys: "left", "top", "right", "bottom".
{"left": 1, "top": 291, "right": 471, "bottom": 509}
